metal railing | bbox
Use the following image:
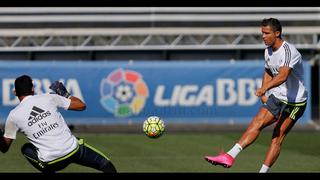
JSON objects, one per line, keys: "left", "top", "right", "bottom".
{"left": 0, "top": 27, "right": 318, "bottom": 51}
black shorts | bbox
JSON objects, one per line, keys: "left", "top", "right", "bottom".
{"left": 21, "top": 138, "right": 116, "bottom": 173}
{"left": 262, "top": 94, "right": 307, "bottom": 121}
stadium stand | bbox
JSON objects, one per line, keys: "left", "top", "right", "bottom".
{"left": 0, "top": 7, "right": 318, "bottom": 61}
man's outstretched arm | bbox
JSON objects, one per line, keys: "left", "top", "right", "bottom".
{"left": 49, "top": 81, "right": 86, "bottom": 111}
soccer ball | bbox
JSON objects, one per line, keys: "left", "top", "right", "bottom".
{"left": 143, "top": 116, "right": 165, "bottom": 138}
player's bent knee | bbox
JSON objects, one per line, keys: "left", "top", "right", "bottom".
{"left": 102, "top": 160, "right": 117, "bottom": 173}
{"left": 271, "top": 137, "right": 283, "bottom": 146}
{"left": 21, "top": 143, "right": 36, "bottom": 155}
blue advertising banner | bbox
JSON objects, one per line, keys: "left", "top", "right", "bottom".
{"left": 0, "top": 60, "right": 311, "bottom": 124}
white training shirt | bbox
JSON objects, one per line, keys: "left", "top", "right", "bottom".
{"left": 264, "top": 41, "right": 308, "bottom": 103}
{"left": 4, "top": 94, "right": 78, "bottom": 162}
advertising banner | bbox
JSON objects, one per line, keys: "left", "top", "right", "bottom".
{"left": 0, "top": 60, "right": 311, "bottom": 124}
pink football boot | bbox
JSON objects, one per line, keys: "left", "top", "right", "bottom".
{"left": 204, "top": 153, "right": 234, "bottom": 168}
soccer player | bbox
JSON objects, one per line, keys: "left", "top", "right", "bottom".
{"left": 0, "top": 75, "right": 117, "bottom": 173}
{"left": 204, "top": 18, "right": 308, "bottom": 173}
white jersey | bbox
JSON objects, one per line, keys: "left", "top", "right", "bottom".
{"left": 264, "top": 41, "right": 308, "bottom": 103}
{"left": 4, "top": 94, "right": 78, "bottom": 162}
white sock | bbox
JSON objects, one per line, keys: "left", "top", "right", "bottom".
{"left": 227, "top": 143, "right": 243, "bottom": 158}
{"left": 259, "top": 164, "right": 270, "bottom": 173}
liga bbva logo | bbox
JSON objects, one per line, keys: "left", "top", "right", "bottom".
{"left": 100, "top": 69, "right": 149, "bottom": 117}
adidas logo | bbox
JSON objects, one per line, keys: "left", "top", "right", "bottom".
{"left": 28, "top": 106, "right": 45, "bottom": 120}
{"left": 27, "top": 106, "right": 51, "bottom": 127}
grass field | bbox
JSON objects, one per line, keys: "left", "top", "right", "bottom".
{"left": 1, "top": 131, "right": 320, "bottom": 173}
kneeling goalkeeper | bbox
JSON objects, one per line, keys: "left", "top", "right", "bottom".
{"left": 0, "top": 75, "right": 117, "bottom": 173}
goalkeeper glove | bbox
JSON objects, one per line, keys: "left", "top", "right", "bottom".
{"left": 49, "top": 81, "right": 71, "bottom": 98}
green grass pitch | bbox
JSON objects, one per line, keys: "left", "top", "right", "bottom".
{"left": 1, "top": 131, "right": 320, "bottom": 173}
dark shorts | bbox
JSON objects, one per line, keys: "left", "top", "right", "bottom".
{"left": 262, "top": 94, "right": 307, "bottom": 121}
{"left": 21, "top": 138, "right": 117, "bottom": 173}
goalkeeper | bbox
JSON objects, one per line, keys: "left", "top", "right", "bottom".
{"left": 0, "top": 75, "right": 117, "bottom": 173}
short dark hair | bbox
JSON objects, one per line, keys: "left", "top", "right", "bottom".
{"left": 261, "top": 18, "right": 282, "bottom": 37}
{"left": 14, "top": 75, "right": 33, "bottom": 97}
